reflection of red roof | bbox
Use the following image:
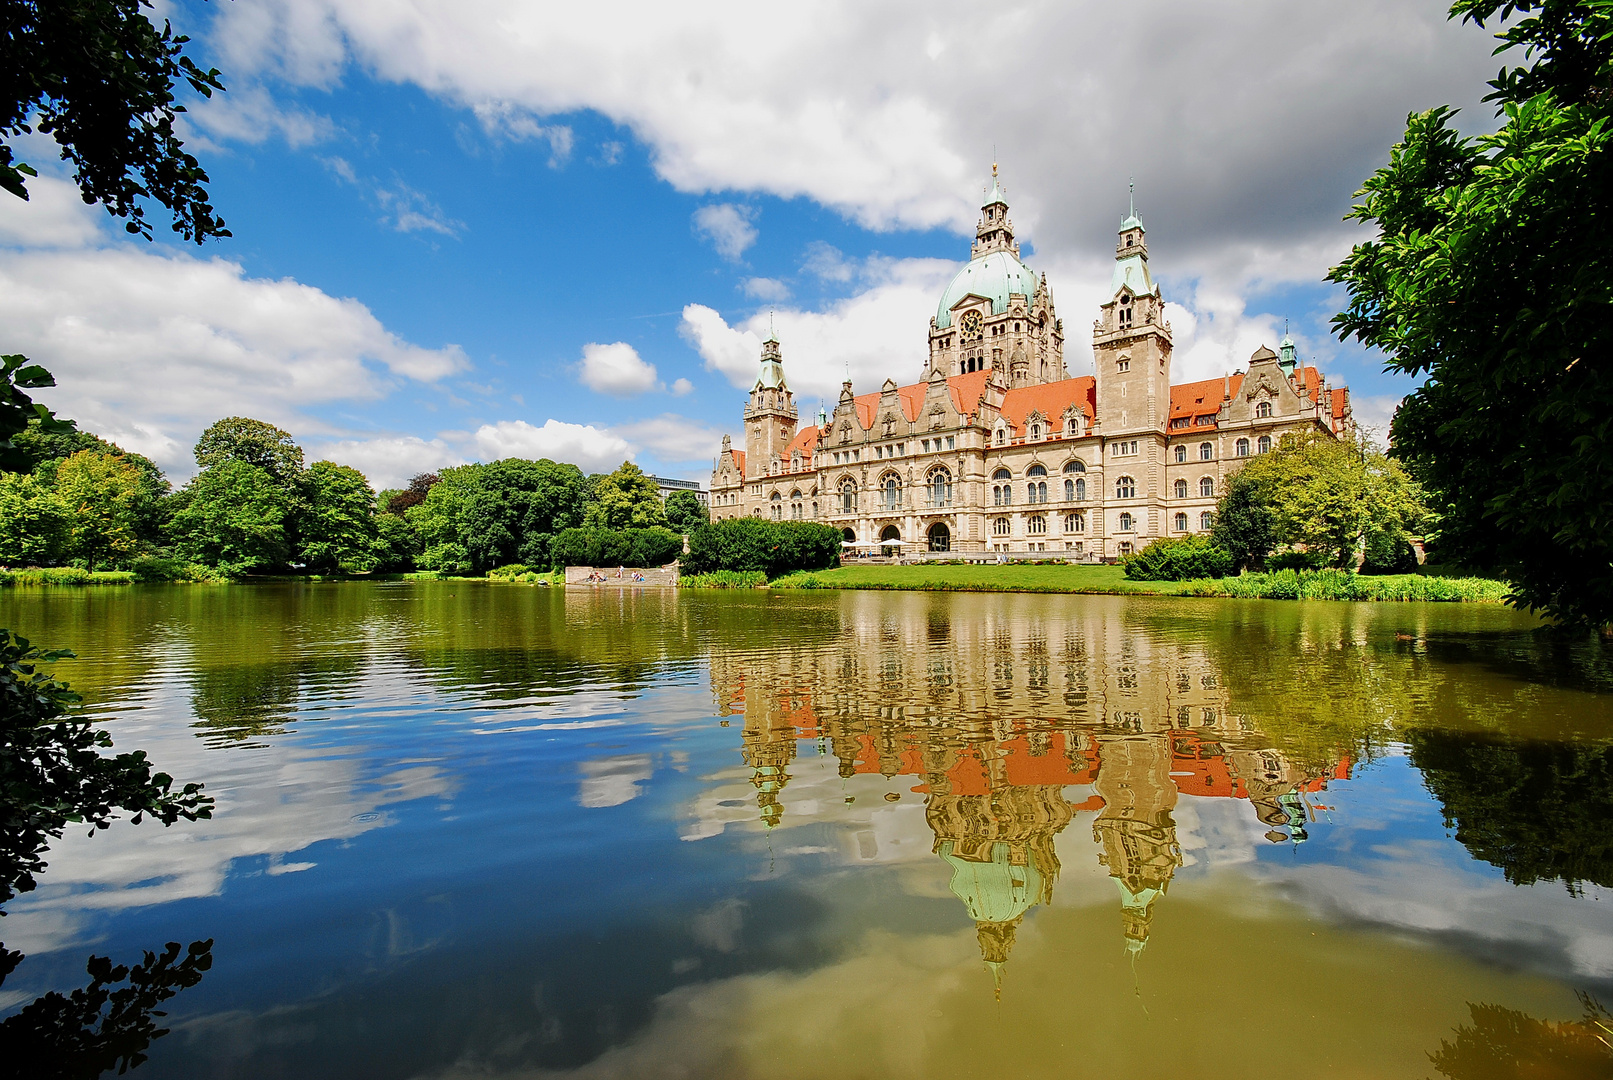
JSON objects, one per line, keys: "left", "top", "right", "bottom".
{"left": 844, "top": 730, "right": 1101, "bottom": 797}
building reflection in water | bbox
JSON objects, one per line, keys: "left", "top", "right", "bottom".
{"left": 710, "top": 596, "right": 1352, "bottom": 987}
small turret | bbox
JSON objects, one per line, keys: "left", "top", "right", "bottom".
{"left": 1278, "top": 331, "right": 1298, "bottom": 376}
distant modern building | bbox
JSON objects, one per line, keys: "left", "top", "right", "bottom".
{"left": 648, "top": 475, "right": 709, "bottom": 507}
{"left": 710, "top": 169, "right": 1354, "bottom": 557}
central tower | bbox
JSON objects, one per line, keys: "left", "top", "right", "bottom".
{"left": 1093, "top": 197, "right": 1172, "bottom": 435}
{"left": 925, "top": 167, "right": 1065, "bottom": 387}
{"left": 743, "top": 332, "right": 798, "bottom": 478}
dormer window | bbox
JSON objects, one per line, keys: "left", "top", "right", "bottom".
{"left": 1117, "top": 359, "right": 1130, "bottom": 373}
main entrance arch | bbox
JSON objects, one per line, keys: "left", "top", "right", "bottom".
{"left": 927, "top": 522, "right": 951, "bottom": 552}
{"left": 879, "top": 525, "right": 902, "bottom": 542}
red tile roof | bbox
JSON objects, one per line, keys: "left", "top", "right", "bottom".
{"left": 1169, "top": 374, "right": 1240, "bottom": 423}
{"left": 728, "top": 449, "right": 746, "bottom": 473}
{"left": 998, "top": 377, "right": 1096, "bottom": 432}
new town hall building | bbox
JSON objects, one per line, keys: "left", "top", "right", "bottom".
{"left": 710, "top": 173, "right": 1354, "bottom": 557}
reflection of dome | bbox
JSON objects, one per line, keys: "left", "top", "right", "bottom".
{"left": 934, "top": 251, "right": 1040, "bottom": 329}
{"left": 940, "top": 839, "right": 1045, "bottom": 925}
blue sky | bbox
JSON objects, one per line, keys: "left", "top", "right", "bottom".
{"left": 0, "top": 0, "right": 1504, "bottom": 488}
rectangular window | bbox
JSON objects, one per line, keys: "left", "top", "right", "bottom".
{"left": 946, "top": 436, "right": 955, "bottom": 450}
{"left": 853, "top": 450, "right": 860, "bottom": 462}
{"left": 898, "top": 443, "right": 905, "bottom": 455}
{"left": 922, "top": 439, "right": 931, "bottom": 453}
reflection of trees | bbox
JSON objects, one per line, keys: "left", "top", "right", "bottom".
{"left": 188, "top": 656, "right": 360, "bottom": 746}
{"left": 0, "top": 940, "right": 214, "bottom": 1080}
{"left": 1408, "top": 731, "right": 1613, "bottom": 894}
{"left": 1428, "top": 997, "right": 1613, "bottom": 1080}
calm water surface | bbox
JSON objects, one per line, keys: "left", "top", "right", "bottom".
{"left": 3, "top": 583, "right": 1612, "bottom": 1079}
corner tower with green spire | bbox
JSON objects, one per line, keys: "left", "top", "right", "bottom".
{"left": 743, "top": 332, "right": 799, "bottom": 479}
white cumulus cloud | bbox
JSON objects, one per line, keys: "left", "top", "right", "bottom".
{"left": 305, "top": 435, "right": 468, "bottom": 490}
{"left": 578, "top": 341, "right": 661, "bottom": 396}
{"left": 613, "top": 413, "right": 725, "bottom": 466}
{"left": 472, "top": 419, "right": 632, "bottom": 473}
{"left": 692, "top": 203, "right": 758, "bottom": 261}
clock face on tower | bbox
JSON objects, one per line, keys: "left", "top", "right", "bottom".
{"left": 959, "top": 310, "right": 984, "bottom": 342}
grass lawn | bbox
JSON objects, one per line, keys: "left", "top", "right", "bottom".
{"left": 770, "top": 563, "right": 1204, "bottom": 595}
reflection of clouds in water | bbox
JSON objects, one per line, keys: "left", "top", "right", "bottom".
{"left": 576, "top": 755, "right": 654, "bottom": 808}
{"left": 5, "top": 663, "right": 456, "bottom": 957}
{"left": 1241, "top": 848, "right": 1613, "bottom": 982}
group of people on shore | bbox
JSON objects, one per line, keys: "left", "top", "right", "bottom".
{"left": 579, "top": 567, "right": 646, "bottom": 584}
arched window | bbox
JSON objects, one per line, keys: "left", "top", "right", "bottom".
{"left": 1255, "top": 400, "right": 1273, "bottom": 419}
{"left": 1175, "top": 444, "right": 1187, "bottom": 463}
{"left": 927, "top": 522, "right": 951, "bottom": 552}
{"left": 839, "top": 478, "right": 857, "bottom": 513}
{"left": 1175, "top": 512, "right": 1188, "bottom": 531}
{"left": 1066, "top": 417, "right": 1080, "bottom": 436}
{"left": 790, "top": 489, "right": 803, "bottom": 520}
{"left": 993, "top": 467, "right": 1012, "bottom": 506}
{"left": 1199, "top": 442, "right": 1213, "bottom": 461}
{"left": 995, "top": 427, "right": 1006, "bottom": 446}
{"left": 1200, "top": 511, "right": 1214, "bottom": 530}
{"left": 1075, "top": 478, "right": 1086, "bottom": 501}
{"left": 1200, "top": 476, "right": 1214, "bottom": 498}
{"left": 1028, "top": 514, "right": 1047, "bottom": 535}
{"left": 1257, "top": 434, "right": 1272, "bottom": 454}
{"left": 1116, "top": 475, "right": 1136, "bottom": 499}
{"left": 770, "top": 491, "right": 782, "bottom": 520}
{"left": 1030, "top": 423, "right": 1041, "bottom": 439}
{"left": 1027, "top": 464, "right": 1047, "bottom": 504}
{"left": 1064, "top": 458, "right": 1086, "bottom": 473}
{"left": 993, "top": 516, "right": 1010, "bottom": 536}
{"left": 1236, "top": 438, "right": 1250, "bottom": 457}
{"left": 1063, "top": 512, "right": 1085, "bottom": 532}
{"left": 1119, "top": 512, "right": 1134, "bottom": 531}
{"left": 927, "top": 466, "right": 952, "bottom": 507}
{"left": 883, "top": 474, "right": 901, "bottom": 510}
{"left": 1174, "top": 479, "right": 1188, "bottom": 499}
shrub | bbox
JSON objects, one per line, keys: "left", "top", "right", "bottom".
{"left": 1201, "top": 569, "right": 1507, "bottom": 602}
{"left": 682, "top": 520, "right": 841, "bottom": 578}
{"left": 488, "top": 563, "right": 530, "bottom": 579}
{"left": 1361, "top": 531, "right": 1421, "bottom": 575}
{"left": 678, "top": 570, "right": 767, "bottom": 589}
{"left": 1122, "top": 535, "right": 1234, "bottom": 581}
{"left": 131, "top": 555, "right": 185, "bottom": 582}
{"left": 1266, "top": 548, "right": 1328, "bottom": 572}
{"left": 549, "top": 527, "right": 682, "bottom": 569}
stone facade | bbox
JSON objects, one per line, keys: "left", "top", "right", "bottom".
{"left": 710, "top": 176, "right": 1355, "bottom": 557}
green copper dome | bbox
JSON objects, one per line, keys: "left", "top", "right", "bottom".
{"left": 935, "top": 251, "right": 1039, "bottom": 329}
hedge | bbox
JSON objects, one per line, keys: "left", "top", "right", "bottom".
{"left": 681, "top": 519, "right": 842, "bottom": 578}
{"left": 1122, "top": 535, "right": 1234, "bottom": 581}
{"left": 548, "top": 526, "right": 683, "bottom": 569}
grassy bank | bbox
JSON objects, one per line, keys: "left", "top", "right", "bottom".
{"left": 768, "top": 563, "right": 1510, "bottom": 602}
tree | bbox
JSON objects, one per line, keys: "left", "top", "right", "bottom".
{"left": 585, "top": 461, "right": 666, "bottom": 530}
{"left": 664, "top": 489, "right": 709, "bottom": 533}
{"left": 1225, "top": 432, "right": 1425, "bottom": 569}
{"left": 19, "top": 421, "right": 168, "bottom": 543}
{"left": 167, "top": 459, "right": 293, "bottom": 574}
{"left": 1327, "top": 0, "right": 1613, "bottom": 621}
{"left": 0, "top": 472, "right": 68, "bottom": 564}
{"left": 1211, "top": 470, "right": 1278, "bottom": 571}
{"left": 298, "top": 461, "right": 379, "bottom": 573}
{"left": 0, "top": 354, "right": 75, "bottom": 474}
{"left": 408, "top": 459, "right": 591, "bottom": 575}
{"left": 384, "top": 473, "right": 437, "bottom": 516}
{"left": 54, "top": 449, "right": 145, "bottom": 568}
{"left": 192, "top": 417, "right": 304, "bottom": 487}
{"left": 1, "top": 0, "right": 229, "bottom": 243}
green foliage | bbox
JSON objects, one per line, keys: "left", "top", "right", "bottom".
{"left": 193, "top": 417, "right": 304, "bottom": 487}
{"left": 1265, "top": 548, "right": 1329, "bottom": 572}
{"left": 487, "top": 563, "right": 530, "bottom": 579}
{"left": 373, "top": 513, "right": 420, "bottom": 573}
{"left": 3, "top": 567, "right": 134, "bottom": 585}
{"left": 1327, "top": 3, "right": 1613, "bottom": 622}
{"left": 584, "top": 461, "right": 666, "bottom": 529}
{"left": 298, "top": 461, "right": 379, "bottom": 573}
{"left": 1, "top": 0, "right": 228, "bottom": 242}
{"left": 167, "top": 459, "right": 294, "bottom": 575}
{"left": 383, "top": 473, "right": 437, "bottom": 516}
{"left": 663, "top": 489, "right": 709, "bottom": 532}
{"left": 1122, "top": 535, "right": 1234, "bottom": 581}
{"left": 0, "top": 472, "right": 68, "bottom": 565}
{"left": 0, "top": 355, "right": 75, "bottom": 474}
{"left": 682, "top": 519, "right": 842, "bottom": 578}
{"left": 1232, "top": 432, "right": 1427, "bottom": 568}
{"left": 1200, "top": 569, "right": 1509, "bottom": 602}
{"left": 0, "top": 629, "right": 211, "bottom": 908}
{"left": 0, "top": 938, "right": 214, "bottom": 1078}
{"left": 678, "top": 570, "right": 767, "bottom": 589}
{"left": 549, "top": 526, "right": 682, "bottom": 568}
{"left": 128, "top": 555, "right": 210, "bottom": 582}
{"left": 54, "top": 449, "right": 146, "bottom": 568}
{"left": 408, "top": 459, "right": 590, "bottom": 575}
{"left": 1210, "top": 470, "right": 1278, "bottom": 571}
{"left": 1360, "top": 530, "right": 1421, "bottom": 575}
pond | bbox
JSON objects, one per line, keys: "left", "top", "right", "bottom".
{"left": 2, "top": 583, "right": 1612, "bottom": 1078}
